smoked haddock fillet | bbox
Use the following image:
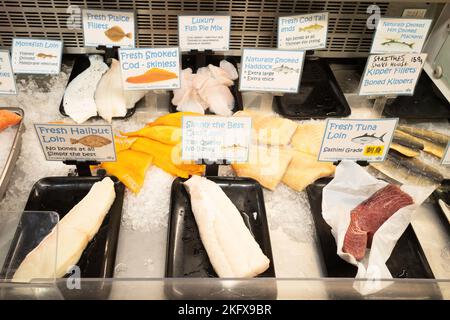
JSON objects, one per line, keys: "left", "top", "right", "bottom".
{"left": 343, "top": 184, "right": 414, "bottom": 260}
{"left": 282, "top": 151, "right": 335, "bottom": 191}
{"left": 184, "top": 176, "right": 270, "bottom": 278}
{"left": 13, "top": 178, "right": 116, "bottom": 282}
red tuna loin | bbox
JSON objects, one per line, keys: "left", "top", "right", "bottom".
{"left": 343, "top": 184, "right": 414, "bottom": 260}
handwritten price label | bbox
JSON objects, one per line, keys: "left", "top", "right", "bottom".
{"left": 410, "top": 56, "right": 423, "bottom": 64}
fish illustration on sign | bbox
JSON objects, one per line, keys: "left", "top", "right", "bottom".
{"left": 299, "top": 23, "right": 324, "bottom": 32}
{"left": 36, "top": 53, "right": 57, "bottom": 59}
{"left": 221, "top": 144, "right": 248, "bottom": 150}
{"left": 70, "top": 135, "right": 112, "bottom": 148}
{"left": 381, "top": 38, "right": 414, "bottom": 49}
{"left": 272, "top": 64, "right": 299, "bottom": 74}
{"left": 126, "top": 68, "right": 178, "bottom": 84}
{"left": 351, "top": 132, "right": 387, "bottom": 145}
{"left": 104, "top": 26, "right": 132, "bottom": 42}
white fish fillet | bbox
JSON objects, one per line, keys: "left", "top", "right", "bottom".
{"left": 95, "top": 59, "right": 147, "bottom": 123}
{"left": 63, "top": 55, "right": 108, "bottom": 124}
{"left": 172, "top": 68, "right": 194, "bottom": 105}
{"left": 12, "top": 178, "right": 116, "bottom": 282}
{"left": 208, "top": 64, "right": 234, "bottom": 86}
{"left": 199, "top": 84, "right": 234, "bottom": 116}
{"left": 184, "top": 176, "right": 270, "bottom": 278}
{"left": 172, "top": 64, "right": 236, "bottom": 116}
{"left": 176, "top": 89, "right": 206, "bottom": 114}
{"left": 220, "top": 60, "right": 239, "bottom": 80}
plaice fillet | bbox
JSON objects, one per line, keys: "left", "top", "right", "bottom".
{"left": 184, "top": 176, "right": 270, "bottom": 277}
{"left": 63, "top": 55, "right": 108, "bottom": 124}
{"left": 12, "top": 178, "right": 116, "bottom": 282}
{"left": 95, "top": 58, "right": 147, "bottom": 123}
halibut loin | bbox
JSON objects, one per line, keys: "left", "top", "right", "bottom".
{"left": 13, "top": 177, "right": 116, "bottom": 282}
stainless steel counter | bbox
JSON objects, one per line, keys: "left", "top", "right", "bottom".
{"left": 0, "top": 58, "right": 449, "bottom": 300}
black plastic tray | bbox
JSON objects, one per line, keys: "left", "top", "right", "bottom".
{"left": 1, "top": 176, "right": 124, "bottom": 280}
{"left": 306, "top": 177, "right": 435, "bottom": 280}
{"left": 306, "top": 178, "right": 442, "bottom": 299}
{"left": 169, "top": 54, "right": 244, "bottom": 114}
{"left": 383, "top": 72, "right": 450, "bottom": 119}
{"left": 60, "top": 54, "right": 140, "bottom": 121}
{"left": 274, "top": 58, "right": 351, "bottom": 119}
{"left": 165, "top": 176, "right": 276, "bottom": 299}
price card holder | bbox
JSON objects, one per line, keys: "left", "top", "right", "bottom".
{"left": 34, "top": 123, "right": 116, "bottom": 177}
{"left": 63, "top": 160, "right": 98, "bottom": 176}
{"left": 97, "top": 45, "right": 119, "bottom": 63}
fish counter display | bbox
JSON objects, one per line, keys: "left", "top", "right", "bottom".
{"left": 0, "top": 54, "right": 449, "bottom": 300}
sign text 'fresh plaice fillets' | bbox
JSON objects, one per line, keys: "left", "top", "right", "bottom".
{"left": 83, "top": 9, "right": 135, "bottom": 48}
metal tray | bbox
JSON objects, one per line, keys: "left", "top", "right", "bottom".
{"left": 274, "top": 58, "right": 351, "bottom": 119}
{"left": 1, "top": 176, "right": 124, "bottom": 281}
{"left": 0, "top": 107, "right": 24, "bottom": 201}
{"left": 306, "top": 178, "right": 442, "bottom": 298}
{"left": 165, "top": 176, "right": 276, "bottom": 299}
{"left": 383, "top": 72, "right": 450, "bottom": 120}
{"left": 59, "top": 54, "right": 142, "bottom": 121}
{"left": 169, "top": 54, "right": 244, "bottom": 114}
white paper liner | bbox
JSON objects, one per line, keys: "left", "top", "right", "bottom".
{"left": 322, "top": 161, "right": 435, "bottom": 295}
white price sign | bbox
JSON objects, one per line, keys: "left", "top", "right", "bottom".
{"left": 371, "top": 18, "right": 432, "bottom": 54}
{"left": 239, "top": 48, "right": 305, "bottom": 93}
{"left": 278, "top": 12, "right": 328, "bottom": 50}
{"left": 34, "top": 124, "right": 116, "bottom": 162}
{"left": 182, "top": 116, "right": 252, "bottom": 163}
{"left": 0, "top": 50, "right": 17, "bottom": 95}
{"left": 11, "top": 38, "right": 63, "bottom": 74}
{"left": 359, "top": 53, "right": 426, "bottom": 96}
{"left": 178, "top": 15, "right": 231, "bottom": 51}
{"left": 82, "top": 9, "right": 135, "bottom": 48}
{"left": 118, "top": 47, "right": 181, "bottom": 91}
{"left": 318, "top": 118, "right": 398, "bottom": 162}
